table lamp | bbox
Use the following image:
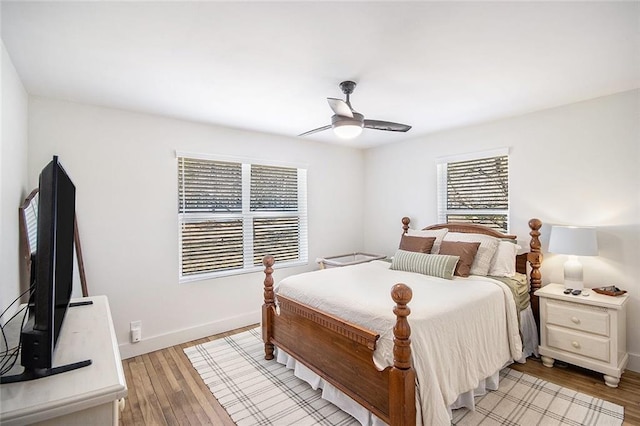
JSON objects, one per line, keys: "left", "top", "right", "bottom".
{"left": 548, "top": 225, "right": 598, "bottom": 290}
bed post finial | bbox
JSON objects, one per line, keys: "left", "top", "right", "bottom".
{"left": 527, "top": 219, "right": 543, "bottom": 325}
{"left": 389, "top": 283, "right": 416, "bottom": 425}
{"left": 262, "top": 255, "right": 276, "bottom": 360}
{"left": 401, "top": 217, "right": 410, "bottom": 234}
{"left": 391, "top": 284, "right": 412, "bottom": 369}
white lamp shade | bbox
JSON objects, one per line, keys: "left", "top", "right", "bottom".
{"left": 548, "top": 226, "right": 598, "bottom": 256}
{"left": 548, "top": 225, "right": 598, "bottom": 290}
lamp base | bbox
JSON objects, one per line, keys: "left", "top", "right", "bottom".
{"left": 563, "top": 256, "right": 584, "bottom": 290}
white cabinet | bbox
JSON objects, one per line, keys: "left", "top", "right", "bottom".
{"left": 536, "top": 284, "right": 628, "bottom": 387}
{"left": 0, "top": 296, "right": 127, "bottom": 425}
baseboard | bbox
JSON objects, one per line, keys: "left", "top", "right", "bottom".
{"left": 119, "top": 310, "right": 261, "bottom": 359}
{"left": 627, "top": 351, "right": 640, "bottom": 373}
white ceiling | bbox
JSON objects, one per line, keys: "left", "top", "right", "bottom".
{"left": 2, "top": 1, "right": 639, "bottom": 148}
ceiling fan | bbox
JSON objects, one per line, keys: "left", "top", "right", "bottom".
{"left": 299, "top": 81, "right": 412, "bottom": 139}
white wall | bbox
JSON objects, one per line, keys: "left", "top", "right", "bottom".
{"left": 364, "top": 90, "right": 640, "bottom": 372}
{"left": 0, "top": 42, "right": 29, "bottom": 320}
{"left": 28, "top": 97, "right": 365, "bottom": 358}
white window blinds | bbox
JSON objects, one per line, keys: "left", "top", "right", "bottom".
{"left": 437, "top": 151, "right": 509, "bottom": 232}
{"left": 178, "top": 155, "right": 307, "bottom": 282}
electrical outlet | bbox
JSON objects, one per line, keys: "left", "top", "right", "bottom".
{"left": 130, "top": 320, "right": 142, "bottom": 343}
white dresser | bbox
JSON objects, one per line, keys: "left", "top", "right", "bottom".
{"left": 0, "top": 295, "right": 127, "bottom": 425}
{"left": 536, "top": 283, "right": 628, "bottom": 387}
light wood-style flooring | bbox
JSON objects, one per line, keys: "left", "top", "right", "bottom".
{"left": 120, "top": 326, "right": 640, "bottom": 425}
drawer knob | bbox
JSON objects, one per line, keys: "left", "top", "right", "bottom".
{"left": 572, "top": 341, "right": 581, "bottom": 349}
{"left": 571, "top": 316, "right": 581, "bottom": 324}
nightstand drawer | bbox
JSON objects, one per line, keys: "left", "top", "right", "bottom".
{"left": 546, "top": 300, "right": 609, "bottom": 336}
{"left": 546, "top": 325, "right": 610, "bottom": 362}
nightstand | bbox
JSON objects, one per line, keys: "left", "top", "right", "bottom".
{"left": 535, "top": 283, "right": 628, "bottom": 387}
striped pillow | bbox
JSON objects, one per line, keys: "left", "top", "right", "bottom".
{"left": 390, "top": 249, "right": 459, "bottom": 280}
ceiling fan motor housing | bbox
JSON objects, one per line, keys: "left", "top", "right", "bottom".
{"left": 332, "top": 112, "right": 364, "bottom": 128}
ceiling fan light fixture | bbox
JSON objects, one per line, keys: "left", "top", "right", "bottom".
{"left": 331, "top": 113, "right": 364, "bottom": 139}
{"left": 333, "top": 122, "right": 364, "bottom": 139}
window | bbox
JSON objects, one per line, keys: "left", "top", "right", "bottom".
{"left": 177, "top": 154, "right": 307, "bottom": 282}
{"left": 437, "top": 149, "right": 509, "bottom": 232}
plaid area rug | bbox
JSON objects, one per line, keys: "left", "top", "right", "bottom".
{"left": 451, "top": 368, "right": 624, "bottom": 425}
{"left": 184, "top": 328, "right": 624, "bottom": 426}
{"left": 184, "top": 328, "right": 358, "bottom": 425}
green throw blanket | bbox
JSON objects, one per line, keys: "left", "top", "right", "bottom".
{"left": 491, "top": 273, "right": 530, "bottom": 313}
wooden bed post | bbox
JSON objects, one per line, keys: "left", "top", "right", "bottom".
{"left": 527, "top": 218, "right": 543, "bottom": 326}
{"left": 262, "top": 255, "right": 276, "bottom": 360}
{"left": 401, "top": 217, "right": 410, "bottom": 234}
{"left": 389, "top": 283, "right": 416, "bottom": 426}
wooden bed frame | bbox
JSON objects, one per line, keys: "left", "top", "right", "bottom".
{"left": 261, "top": 218, "right": 542, "bottom": 426}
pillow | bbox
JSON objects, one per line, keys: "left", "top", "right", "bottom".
{"left": 438, "top": 241, "right": 480, "bottom": 277}
{"left": 399, "top": 235, "right": 436, "bottom": 253}
{"left": 488, "top": 240, "right": 522, "bottom": 277}
{"left": 443, "top": 232, "right": 499, "bottom": 276}
{"left": 406, "top": 228, "right": 448, "bottom": 254}
{"left": 390, "top": 249, "right": 459, "bottom": 280}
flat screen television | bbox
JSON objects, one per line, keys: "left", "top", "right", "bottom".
{"left": 1, "top": 156, "right": 91, "bottom": 384}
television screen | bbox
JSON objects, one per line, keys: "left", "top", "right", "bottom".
{"left": 0, "top": 156, "right": 91, "bottom": 383}
{"left": 21, "top": 155, "right": 76, "bottom": 369}
{"left": 1, "top": 156, "right": 90, "bottom": 384}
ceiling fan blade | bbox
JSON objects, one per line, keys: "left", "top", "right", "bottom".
{"left": 364, "top": 119, "right": 412, "bottom": 132}
{"left": 327, "top": 98, "right": 353, "bottom": 118}
{"left": 298, "top": 124, "right": 332, "bottom": 137}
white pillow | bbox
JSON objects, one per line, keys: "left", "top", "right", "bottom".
{"left": 443, "top": 232, "right": 499, "bottom": 276}
{"left": 406, "top": 228, "right": 448, "bottom": 254}
{"left": 489, "top": 240, "right": 522, "bottom": 277}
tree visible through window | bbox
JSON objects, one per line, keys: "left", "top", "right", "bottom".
{"left": 437, "top": 151, "right": 509, "bottom": 232}
{"left": 178, "top": 155, "right": 307, "bottom": 282}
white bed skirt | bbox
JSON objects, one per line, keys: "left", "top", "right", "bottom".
{"left": 274, "top": 306, "right": 539, "bottom": 426}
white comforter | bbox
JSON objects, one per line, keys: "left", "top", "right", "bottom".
{"left": 276, "top": 260, "right": 523, "bottom": 426}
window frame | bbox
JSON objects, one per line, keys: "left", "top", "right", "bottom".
{"left": 177, "top": 152, "right": 308, "bottom": 283}
{"left": 436, "top": 148, "right": 510, "bottom": 233}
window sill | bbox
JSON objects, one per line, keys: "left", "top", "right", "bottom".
{"left": 179, "top": 259, "right": 308, "bottom": 284}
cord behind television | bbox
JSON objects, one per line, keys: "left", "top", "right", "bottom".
{"left": 0, "top": 290, "right": 93, "bottom": 383}
{"left": 0, "top": 285, "right": 34, "bottom": 376}
{"left": 0, "top": 285, "right": 94, "bottom": 383}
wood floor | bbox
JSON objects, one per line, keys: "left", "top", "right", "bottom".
{"left": 118, "top": 326, "right": 256, "bottom": 426}
{"left": 120, "top": 326, "right": 640, "bottom": 425}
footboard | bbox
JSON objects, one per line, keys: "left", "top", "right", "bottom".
{"left": 261, "top": 255, "right": 415, "bottom": 425}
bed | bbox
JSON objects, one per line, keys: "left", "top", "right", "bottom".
{"left": 261, "top": 218, "right": 543, "bottom": 425}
